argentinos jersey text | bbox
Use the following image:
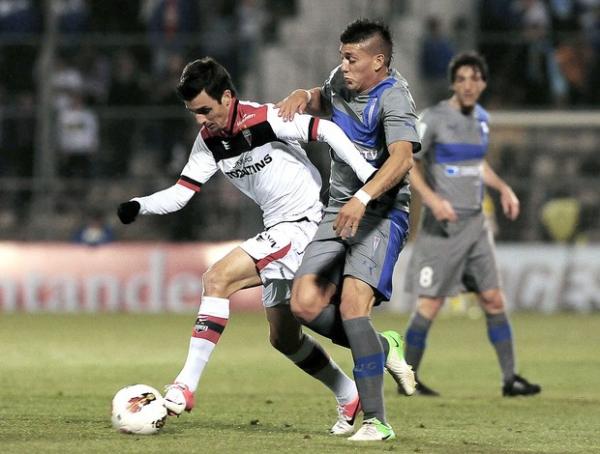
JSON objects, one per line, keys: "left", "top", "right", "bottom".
{"left": 178, "top": 99, "right": 324, "bottom": 228}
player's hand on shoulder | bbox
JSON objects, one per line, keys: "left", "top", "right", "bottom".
{"left": 334, "top": 197, "right": 367, "bottom": 240}
{"left": 431, "top": 197, "right": 457, "bottom": 222}
{"left": 275, "top": 89, "right": 309, "bottom": 122}
{"left": 500, "top": 186, "right": 520, "bottom": 220}
{"left": 117, "top": 201, "right": 141, "bottom": 224}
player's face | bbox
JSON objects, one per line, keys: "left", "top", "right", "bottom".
{"left": 185, "top": 90, "right": 233, "bottom": 133}
{"left": 339, "top": 42, "right": 384, "bottom": 93}
{"left": 451, "top": 65, "right": 486, "bottom": 109}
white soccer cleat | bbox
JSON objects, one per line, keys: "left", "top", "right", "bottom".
{"left": 382, "top": 330, "right": 416, "bottom": 396}
{"left": 330, "top": 394, "right": 361, "bottom": 435}
{"left": 348, "top": 417, "right": 395, "bottom": 441}
{"left": 163, "top": 383, "right": 195, "bottom": 416}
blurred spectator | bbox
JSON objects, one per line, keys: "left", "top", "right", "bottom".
{"left": 142, "top": 0, "right": 200, "bottom": 76}
{"left": 554, "top": 34, "right": 594, "bottom": 105}
{"left": 510, "top": 0, "right": 559, "bottom": 105}
{"left": 72, "top": 210, "right": 115, "bottom": 246}
{"left": 420, "top": 16, "right": 454, "bottom": 104}
{"left": 147, "top": 52, "right": 188, "bottom": 170}
{"left": 106, "top": 50, "right": 147, "bottom": 176}
{"left": 56, "top": 92, "right": 99, "bottom": 178}
{"left": 51, "top": 54, "right": 84, "bottom": 110}
{"left": 0, "top": 0, "right": 41, "bottom": 94}
{"left": 236, "top": 0, "right": 267, "bottom": 91}
{"left": 53, "top": 0, "right": 90, "bottom": 34}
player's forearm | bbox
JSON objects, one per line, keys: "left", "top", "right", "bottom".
{"left": 317, "top": 119, "right": 377, "bottom": 183}
{"left": 360, "top": 142, "right": 413, "bottom": 200}
{"left": 303, "top": 88, "right": 325, "bottom": 116}
{"left": 132, "top": 184, "right": 195, "bottom": 215}
{"left": 482, "top": 161, "right": 510, "bottom": 193}
{"left": 408, "top": 162, "right": 440, "bottom": 208}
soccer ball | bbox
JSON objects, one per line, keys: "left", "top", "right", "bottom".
{"left": 111, "top": 384, "right": 168, "bottom": 435}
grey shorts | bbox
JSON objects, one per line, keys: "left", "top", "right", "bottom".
{"left": 404, "top": 211, "right": 500, "bottom": 297}
{"left": 295, "top": 209, "right": 410, "bottom": 302}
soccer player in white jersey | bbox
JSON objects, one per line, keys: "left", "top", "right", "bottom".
{"left": 116, "top": 57, "right": 379, "bottom": 433}
{"left": 402, "top": 52, "right": 541, "bottom": 397}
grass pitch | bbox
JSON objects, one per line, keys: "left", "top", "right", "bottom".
{"left": 1, "top": 311, "right": 599, "bottom": 453}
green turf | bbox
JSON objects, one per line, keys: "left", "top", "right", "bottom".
{"left": 1, "top": 312, "right": 599, "bottom": 453}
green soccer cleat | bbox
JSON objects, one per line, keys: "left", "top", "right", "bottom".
{"left": 381, "top": 330, "right": 416, "bottom": 395}
{"left": 348, "top": 418, "right": 396, "bottom": 441}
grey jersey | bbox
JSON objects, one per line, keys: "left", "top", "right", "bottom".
{"left": 320, "top": 66, "right": 421, "bottom": 215}
{"left": 416, "top": 101, "right": 490, "bottom": 216}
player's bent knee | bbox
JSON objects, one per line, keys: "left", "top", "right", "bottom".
{"left": 202, "top": 267, "right": 230, "bottom": 296}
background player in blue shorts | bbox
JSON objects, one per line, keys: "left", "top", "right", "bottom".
{"left": 402, "top": 51, "right": 541, "bottom": 398}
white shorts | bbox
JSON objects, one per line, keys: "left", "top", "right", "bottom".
{"left": 240, "top": 218, "right": 318, "bottom": 307}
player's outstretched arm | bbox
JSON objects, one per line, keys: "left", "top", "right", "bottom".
{"left": 275, "top": 88, "right": 323, "bottom": 121}
{"left": 333, "top": 140, "right": 414, "bottom": 239}
{"left": 482, "top": 161, "right": 519, "bottom": 220}
{"left": 116, "top": 184, "right": 196, "bottom": 224}
{"left": 409, "top": 161, "right": 457, "bottom": 222}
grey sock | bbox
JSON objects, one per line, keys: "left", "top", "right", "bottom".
{"left": 304, "top": 304, "right": 349, "bottom": 347}
{"left": 485, "top": 312, "right": 515, "bottom": 382}
{"left": 343, "top": 317, "right": 386, "bottom": 422}
{"left": 404, "top": 311, "right": 432, "bottom": 372}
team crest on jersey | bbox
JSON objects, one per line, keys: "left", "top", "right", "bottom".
{"left": 372, "top": 235, "right": 381, "bottom": 252}
{"left": 242, "top": 128, "right": 252, "bottom": 146}
{"left": 126, "top": 393, "right": 157, "bottom": 413}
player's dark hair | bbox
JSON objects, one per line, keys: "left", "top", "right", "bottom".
{"left": 448, "top": 51, "right": 488, "bottom": 83}
{"left": 340, "top": 19, "right": 393, "bottom": 67}
{"left": 176, "top": 57, "right": 237, "bottom": 102}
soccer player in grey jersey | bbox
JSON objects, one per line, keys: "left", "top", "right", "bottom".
{"left": 277, "top": 19, "right": 420, "bottom": 441}
{"left": 403, "top": 51, "right": 541, "bottom": 397}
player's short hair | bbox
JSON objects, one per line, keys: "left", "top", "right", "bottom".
{"left": 176, "top": 57, "right": 237, "bottom": 102}
{"left": 340, "top": 19, "right": 393, "bottom": 67}
{"left": 448, "top": 51, "right": 489, "bottom": 83}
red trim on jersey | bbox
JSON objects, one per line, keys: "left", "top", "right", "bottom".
{"left": 199, "top": 99, "right": 268, "bottom": 139}
{"left": 310, "top": 117, "right": 320, "bottom": 141}
{"left": 232, "top": 102, "right": 268, "bottom": 135}
{"left": 177, "top": 177, "right": 202, "bottom": 192}
{"left": 256, "top": 242, "right": 292, "bottom": 271}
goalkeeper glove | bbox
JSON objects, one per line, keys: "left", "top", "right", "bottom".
{"left": 117, "top": 201, "right": 140, "bottom": 224}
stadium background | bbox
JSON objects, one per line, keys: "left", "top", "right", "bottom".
{"left": 0, "top": 0, "right": 599, "bottom": 313}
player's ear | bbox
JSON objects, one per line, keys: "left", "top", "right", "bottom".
{"left": 372, "top": 54, "right": 385, "bottom": 72}
{"left": 221, "top": 90, "right": 233, "bottom": 106}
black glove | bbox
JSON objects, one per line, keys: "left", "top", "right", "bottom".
{"left": 117, "top": 201, "right": 141, "bottom": 224}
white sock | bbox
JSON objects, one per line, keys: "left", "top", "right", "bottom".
{"left": 174, "top": 296, "right": 229, "bottom": 392}
{"left": 287, "top": 334, "right": 357, "bottom": 405}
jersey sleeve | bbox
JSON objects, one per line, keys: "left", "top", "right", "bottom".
{"left": 179, "top": 133, "right": 219, "bottom": 189}
{"left": 266, "top": 105, "right": 377, "bottom": 183}
{"left": 132, "top": 133, "right": 219, "bottom": 215}
{"left": 414, "top": 109, "right": 435, "bottom": 160}
{"left": 318, "top": 66, "right": 339, "bottom": 115}
{"left": 380, "top": 86, "right": 421, "bottom": 152}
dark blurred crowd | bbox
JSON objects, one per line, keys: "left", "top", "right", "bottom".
{"left": 479, "top": 0, "right": 600, "bottom": 107}
{"left": 0, "top": 0, "right": 296, "bottom": 182}
{"left": 419, "top": 0, "right": 600, "bottom": 107}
